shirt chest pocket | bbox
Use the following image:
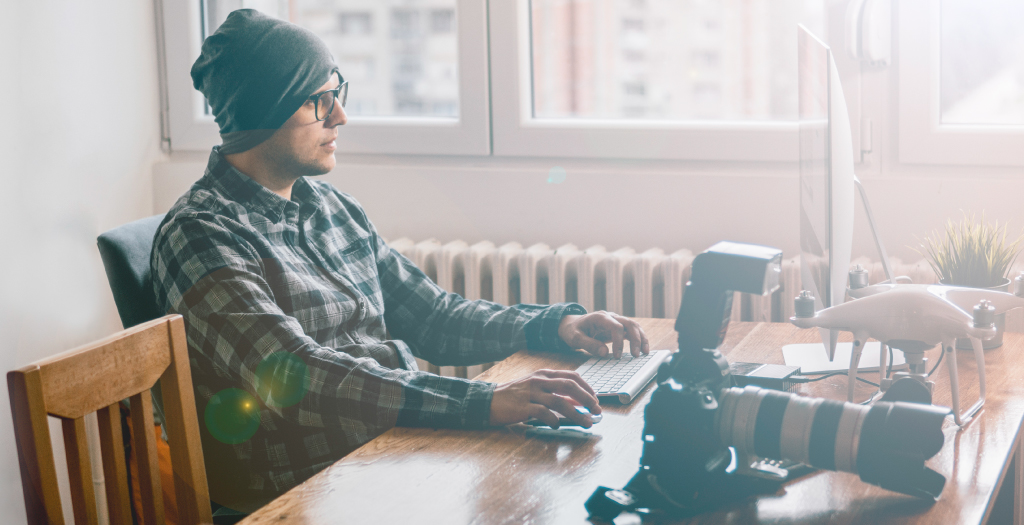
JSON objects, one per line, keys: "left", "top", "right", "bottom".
{"left": 339, "top": 237, "right": 373, "bottom": 261}
{"left": 330, "top": 237, "right": 385, "bottom": 310}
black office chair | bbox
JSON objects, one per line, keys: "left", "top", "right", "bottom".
{"left": 97, "top": 214, "right": 246, "bottom": 524}
{"left": 97, "top": 214, "right": 166, "bottom": 329}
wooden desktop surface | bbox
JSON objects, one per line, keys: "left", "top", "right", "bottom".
{"left": 240, "top": 320, "right": 1024, "bottom": 524}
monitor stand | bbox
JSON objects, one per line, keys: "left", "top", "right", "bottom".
{"left": 795, "top": 175, "right": 898, "bottom": 367}
{"left": 853, "top": 175, "right": 895, "bottom": 284}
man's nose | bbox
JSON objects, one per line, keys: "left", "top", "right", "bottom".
{"left": 328, "top": 103, "right": 347, "bottom": 127}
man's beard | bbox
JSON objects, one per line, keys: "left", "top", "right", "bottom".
{"left": 286, "top": 155, "right": 332, "bottom": 177}
{"left": 266, "top": 141, "right": 333, "bottom": 178}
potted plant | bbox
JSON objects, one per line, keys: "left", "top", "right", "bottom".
{"left": 918, "top": 213, "right": 1023, "bottom": 349}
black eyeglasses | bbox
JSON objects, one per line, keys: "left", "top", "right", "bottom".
{"left": 308, "top": 72, "right": 348, "bottom": 122}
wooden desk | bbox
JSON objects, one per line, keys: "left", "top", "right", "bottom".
{"left": 240, "top": 320, "right": 1024, "bottom": 524}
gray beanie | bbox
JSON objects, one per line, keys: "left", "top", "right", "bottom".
{"left": 191, "top": 9, "right": 338, "bottom": 154}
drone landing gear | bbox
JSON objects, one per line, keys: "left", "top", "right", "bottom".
{"left": 844, "top": 334, "right": 930, "bottom": 404}
{"left": 846, "top": 338, "right": 985, "bottom": 426}
{"left": 943, "top": 337, "right": 986, "bottom": 426}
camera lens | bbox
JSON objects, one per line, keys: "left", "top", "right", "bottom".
{"left": 715, "top": 386, "right": 949, "bottom": 499}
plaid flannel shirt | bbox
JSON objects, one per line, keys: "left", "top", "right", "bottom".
{"left": 151, "top": 147, "right": 585, "bottom": 499}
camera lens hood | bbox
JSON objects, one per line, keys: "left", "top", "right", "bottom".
{"left": 856, "top": 401, "right": 950, "bottom": 499}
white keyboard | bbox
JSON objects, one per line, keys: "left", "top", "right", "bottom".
{"left": 575, "top": 350, "right": 673, "bottom": 404}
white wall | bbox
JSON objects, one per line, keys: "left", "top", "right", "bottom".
{"left": 153, "top": 152, "right": 1024, "bottom": 269}
{"left": 0, "top": 0, "right": 163, "bottom": 522}
{"left": 155, "top": 153, "right": 804, "bottom": 254}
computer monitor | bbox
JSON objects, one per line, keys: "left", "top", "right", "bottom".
{"left": 798, "top": 26, "right": 855, "bottom": 358}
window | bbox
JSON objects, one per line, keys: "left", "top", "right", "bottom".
{"left": 160, "top": 0, "right": 489, "bottom": 154}
{"left": 430, "top": 9, "right": 455, "bottom": 34}
{"left": 939, "top": 0, "right": 1024, "bottom": 126}
{"left": 899, "top": 0, "right": 1024, "bottom": 165}
{"left": 339, "top": 13, "right": 372, "bottom": 36}
{"left": 161, "top": 0, "right": 841, "bottom": 160}
{"left": 489, "top": 0, "right": 828, "bottom": 160}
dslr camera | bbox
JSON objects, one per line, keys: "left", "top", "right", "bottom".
{"left": 586, "top": 242, "right": 949, "bottom": 520}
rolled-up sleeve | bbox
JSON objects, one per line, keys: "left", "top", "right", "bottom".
{"left": 155, "top": 215, "right": 497, "bottom": 437}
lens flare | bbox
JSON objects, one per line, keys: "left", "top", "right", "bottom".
{"left": 255, "top": 352, "right": 310, "bottom": 408}
{"left": 204, "top": 388, "right": 261, "bottom": 445}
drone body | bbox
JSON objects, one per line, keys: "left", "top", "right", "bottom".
{"left": 796, "top": 285, "right": 999, "bottom": 348}
{"left": 791, "top": 283, "right": 1024, "bottom": 425}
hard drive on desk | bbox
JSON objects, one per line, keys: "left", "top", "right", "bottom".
{"left": 728, "top": 362, "right": 801, "bottom": 391}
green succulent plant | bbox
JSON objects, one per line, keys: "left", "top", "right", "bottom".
{"left": 917, "top": 213, "right": 1023, "bottom": 288}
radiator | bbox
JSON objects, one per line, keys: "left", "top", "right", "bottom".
{"left": 387, "top": 238, "right": 1024, "bottom": 379}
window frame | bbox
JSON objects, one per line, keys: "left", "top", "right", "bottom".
{"left": 160, "top": 0, "right": 491, "bottom": 155}
{"left": 897, "top": 0, "right": 1024, "bottom": 166}
{"left": 486, "top": 0, "right": 803, "bottom": 162}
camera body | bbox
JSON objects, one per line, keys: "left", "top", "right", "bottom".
{"left": 637, "top": 241, "right": 786, "bottom": 510}
{"left": 589, "top": 242, "right": 949, "bottom": 519}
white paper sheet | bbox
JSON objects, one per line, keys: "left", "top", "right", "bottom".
{"left": 782, "top": 342, "right": 907, "bottom": 374}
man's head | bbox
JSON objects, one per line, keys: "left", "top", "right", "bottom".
{"left": 244, "top": 71, "right": 347, "bottom": 177}
{"left": 191, "top": 9, "right": 346, "bottom": 179}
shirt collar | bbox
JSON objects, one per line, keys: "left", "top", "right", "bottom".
{"left": 204, "top": 146, "right": 323, "bottom": 222}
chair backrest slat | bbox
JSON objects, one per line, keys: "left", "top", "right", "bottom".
{"left": 160, "top": 319, "right": 212, "bottom": 524}
{"left": 8, "top": 315, "right": 211, "bottom": 525}
{"left": 38, "top": 322, "right": 171, "bottom": 420}
{"left": 130, "top": 390, "right": 165, "bottom": 525}
{"left": 7, "top": 367, "right": 64, "bottom": 525}
{"left": 97, "top": 404, "right": 132, "bottom": 525}
{"left": 62, "top": 417, "right": 99, "bottom": 525}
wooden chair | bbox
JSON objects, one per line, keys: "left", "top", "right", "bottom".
{"left": 8, "top": 314, "right": 212, "bottom": 525}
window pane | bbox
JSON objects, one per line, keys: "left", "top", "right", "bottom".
{"left": 203, "top": 0, "right": 459, "bottom": 118}
{"left": 940, "top": 0, "right": 1024, "bottom": 125}
{"left": 530, "top": 0, "right": 825, "bottom": 121}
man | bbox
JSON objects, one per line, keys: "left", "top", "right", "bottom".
{"left": 152, "top": 9, "right": 649, "bottom": 512}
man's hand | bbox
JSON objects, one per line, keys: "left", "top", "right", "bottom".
{"left": 558, "top": 311, "right": 649, "bottom": 358}
{"left": 489, "top": 369, "right": 601, "bottom": 428}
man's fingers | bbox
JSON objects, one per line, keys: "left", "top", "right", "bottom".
{"left": 535, "top": 377, "right": 600, "bottom": 414}
{"left": 585, "top": 311, "right": 626, "bottom": 358}
{"left": 537, "top": 369, "right": 597, "bottom": 398}
{"left": 610, "top": 324, "right": 625, "bottom": 358}
{"left": 527, "top": 404, "right": 560, "bottom": 428}
{"left": 628, "top": 316, "right": 650, "bottom": 355}
{"left": 595, "top": 314, "right": 625, "bottom": 358}
{"left": 535, "top": 393, "right": 593, "bottom": 428}
{"left": 576, "top": 334, "right": 610, "bottom": 357}
{"left": 615, "top": 315, "right": 646, "bottom": 357}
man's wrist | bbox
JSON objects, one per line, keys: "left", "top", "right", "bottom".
{"left": 558, "top": 314, "right": 582, "bottom": 346}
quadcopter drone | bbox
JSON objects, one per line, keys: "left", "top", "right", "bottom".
{"left": 790, "top": 274, "right": 1024, "bottom": 426}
